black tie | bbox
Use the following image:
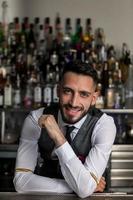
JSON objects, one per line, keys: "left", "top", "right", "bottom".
{"left": 65, "top": 126, "right": 75, "bottom": 144}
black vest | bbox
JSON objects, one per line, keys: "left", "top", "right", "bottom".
{"left": 34, "top": 103, "right": 103, "bottom": 178}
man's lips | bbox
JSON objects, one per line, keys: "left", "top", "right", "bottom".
{"left": 65, "top": 107, "right": 81, "bottom": 116}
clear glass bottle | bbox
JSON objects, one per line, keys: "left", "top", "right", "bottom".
{"left": 4, "top": 74, "right": 12, "bottom": 108}
{"left": 125, "top": 64, "right": 133, "bottom": 109}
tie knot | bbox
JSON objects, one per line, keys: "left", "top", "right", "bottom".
{"left": 66, "top": 125, "right": 75, "bottom": 134}
{"left": 65, "top": 126, "right": 75, "bottom": 144}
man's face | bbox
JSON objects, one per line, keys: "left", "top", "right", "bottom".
{"left": 58, "top": 72, "right": 98, "bottom": 124}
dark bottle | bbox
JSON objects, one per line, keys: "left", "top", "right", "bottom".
{"left": 13, "top": 75, "right": 21, "bottom": 108}
{"left": 27, "top": 23, "right": 36, "bottom": 47}
{"left": 54, "top": 13, "right": 63, "bottom": 50}
{"left": 34, "top": 17, "right": 40, "bottom": 45}
{"left": 114, "top": 67, "right": 125, "bottom": 109}
{"left": 14, "top": 17, "right": 20, "bottom": 33}
{"left": 63, "top": 18, "right": 72, "bottom": 51}
{"left": 71, "top": 18, "right": 82, "bottom": 49}
{"left": 23, "top": 17, "right": 30, "bottom": 33}
{"left": 101, "top": 61, "right": 109, "bottom": 96}
{"left": 44, "top": 17, "right": 50, "bottom": 37}
{"left": 45, "top": 26, "right": 53, "bottom": 52}
{"left": 0, "top": 86, "right": 4, "bottom": 108}
{"left": 83, "top": 18, "right": 93, "bottom": 49}
{"left": 33, "top": 73, "right": 42, "bottom": 108}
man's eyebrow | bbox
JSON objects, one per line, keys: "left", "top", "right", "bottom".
{"left": 63, "top": 86, "right": 92, "bottom": 95}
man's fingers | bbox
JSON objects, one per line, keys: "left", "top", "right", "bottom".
{"left": 95, "top": 176, "right": 106, "bottom": 192}
{"left": 38, "top": 115, "right": 47, "bottom": 128}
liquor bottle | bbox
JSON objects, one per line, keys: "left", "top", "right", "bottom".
{"left": 52, "top": 83, "right": 59, "bottom": 103}
{"left": 23, "top": 17, "right": 30, "bottom": 33}
{"left": 95, "top": 83, "right": 104, "bottom": 109}
{"left": 0, "top": 86, "right": 4, "bottom": 108}
{"left": 14, "top": 17, "right": 20, "bottom": 33}
{"left": 19, "top": 23, "right": 27, "bottom": 51}
{"left": 38, "top": 24, "right": 45, "bottom": 42}
{"left": 27, "top": 23, "right": 36, "bottom": 48}
{"left": 43, "top": 84, "right": 52, "bottom": 106}
{"left": 0, "top": 22, "right": 4, "bottom": 45}
{"left": 54, "top": 13, "right": 63, "bottom": 49}
{"left": 71, "top": 18, "right": 82, "bottom": 49}
{"left": 63, "top": 18, "right": 72, "bottom": 51}
{"left": 105, "top": 76, "right": 115, "bottom": 109}
{"left": 114, "top": 68, "right": 125, "bottom": 108}
{"left": 4, "top": 74, "right": 12, "bottom": 108}
{"left": 44, "top": 17, "right": 50, "bottom": 37}
{"left": 101, "top": 61, "right": 109, "bottom": 96}
{"left": 1, "top": 1, "right": 9, "bottom": 39}
{"left": 119, "top": 43, "right": 130, "bottom": 83}
{"left": 23, "top": 82, "right": 33, "bottom": 109}
{"left": 13, "top": 75, "right": 21, "bottom": 108}
{"left": 48, "top": 51, "right": 59, "bottom": 83}
{"left": 45, "top": 26, "right": 53, "bottom": 52}
{"left": 34, "top": 17, "right": 40, "bottom": 46}
{"left": 124, "top": 64, "right": 133, "bottom": 109}
{"left": 33, "top": 73, "right": 42, "bottom": 108}
{"left": 83, "top": 18, "right": 93, "bottom": 49}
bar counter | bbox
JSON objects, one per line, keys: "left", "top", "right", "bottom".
{"left": 0, "top": 192, "right": 133, "bottom": 200}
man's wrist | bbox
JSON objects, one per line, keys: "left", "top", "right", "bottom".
{"left": 55, "top": 134, "right": 66, "bottom": 148}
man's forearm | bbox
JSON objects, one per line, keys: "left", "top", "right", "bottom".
{"left": 14, "top": 172, "right": 73, "bottom": 193}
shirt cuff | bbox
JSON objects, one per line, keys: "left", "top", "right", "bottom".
{"left": 55, "top": 141, "right": 76, "bottom": 163}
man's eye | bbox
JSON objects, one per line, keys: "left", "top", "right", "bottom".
{"left": 63, "top": 88, "right": 72, "bottom": 94}
{"left": 80, "top": 92, "right": 90, "bottom": 98}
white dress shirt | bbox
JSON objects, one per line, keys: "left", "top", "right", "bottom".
{"left": 13, "top": 107, "right": 116, "bottom": 198}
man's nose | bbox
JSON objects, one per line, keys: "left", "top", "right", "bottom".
{"left": 70, "top": 94, "right": 79, "bottom": 106}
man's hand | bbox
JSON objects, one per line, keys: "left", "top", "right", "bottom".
{"left": 38, "top": 115, "right": 66, "bottom": 147}
{"left": 95, "top": 177, "right": 106, "bottom": 192}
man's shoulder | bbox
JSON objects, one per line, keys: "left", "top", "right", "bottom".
{"left": 97, "top": 112, "right": 115, "bottom": 126}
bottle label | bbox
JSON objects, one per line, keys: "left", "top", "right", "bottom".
{"left": 14, "top": 90, "right": 21, "bottom": 106}
{"left": 43, "top": 86, "right": 52, "bottom": 104}
{"left": 4, "top": 86, "right": 12, "bottom": 106}
{"left": 0, "top": 95, "right": 3, "bottom": 106}
{"left": 34, "top": 86, "right": 42, "bottom": 103}
{"left": 126, "top": 91, "right": 133, "bottom": 98}
{"left": 53, "top": 84, "right": 59, "bottom": 103}
{"left": 106, "top": 89, "right": 115, "bottom": 108}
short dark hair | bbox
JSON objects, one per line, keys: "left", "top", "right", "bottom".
{"left": 62, "top": 60, "right": 98, "bottom": 86}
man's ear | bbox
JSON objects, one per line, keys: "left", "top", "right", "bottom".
{"left": 91, "top": 91, "right": 99, "bottom": 106}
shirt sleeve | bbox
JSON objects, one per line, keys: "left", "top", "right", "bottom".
{"left": 14, "top": 109, "right": 73, "bottom": 194}
{"left": 55, "top": 114, "right": 116, "bottom": 198}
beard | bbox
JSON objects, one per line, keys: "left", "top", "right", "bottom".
{"left": 59, "top": 103, "right": 89, "bottom": 124}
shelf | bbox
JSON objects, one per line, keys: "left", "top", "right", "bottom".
{"left": 0, "top": 144, "right": 18, "bottom": 158}
{"left": 102, "top": 109, "right": 133, "bottom": 114}
{"left": 0, "top": 108, "right": 132, "bottom": 114}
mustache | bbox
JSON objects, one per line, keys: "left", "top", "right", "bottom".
{"left": 63, "top": 103, "right": 83, "bottom": 110}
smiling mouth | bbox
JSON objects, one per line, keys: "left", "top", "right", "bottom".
{"left": 65, "top": 105, "right": 82, "bottom": 115}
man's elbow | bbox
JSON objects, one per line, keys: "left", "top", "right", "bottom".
{"left": 13, "top": 173, "right": 27, "bottom": 193}
{"left": 75, "top": 185, "right": 94, "bottom": 198}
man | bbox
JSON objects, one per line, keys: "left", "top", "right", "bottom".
{"left": 14, "top": 61, "right": 116, "bottom": 198}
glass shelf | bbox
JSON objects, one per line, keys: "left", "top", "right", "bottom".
{"left": 102, "top": 109, "right": 133, "bottom": 114}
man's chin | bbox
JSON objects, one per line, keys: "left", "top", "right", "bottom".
{"left": 62, "top": 115, "right": 81, "bottom": 124}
